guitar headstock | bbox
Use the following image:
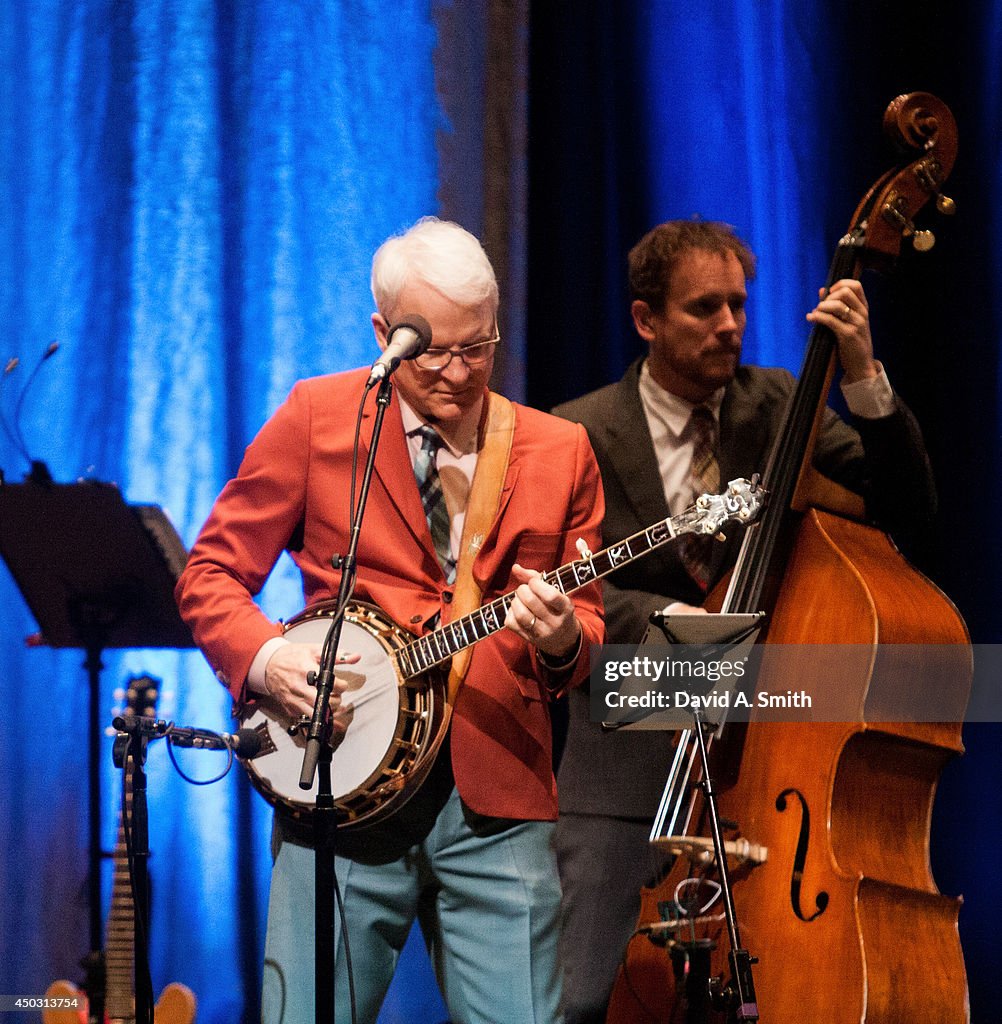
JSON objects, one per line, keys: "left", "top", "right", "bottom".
{"left": 108, "top": 674, "right": 162, "bottom": 736}
{"left": 123, "top": 675, "right": 161, "bottom": 718}
{"left": 690, "top": 477, "right": 765, "bottom": 535}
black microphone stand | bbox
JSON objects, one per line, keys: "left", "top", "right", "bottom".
{"left": 688, "top": 707, "right": 760, "bottom": 1022}
{"left": 111, "top": 716, "right": 160, "bottom": 1024}
{"left": 111, "top": 714, "right": 243, "bottom": 1024}
{"left": 298, "top": 373, "right": 394, "bottom": 1024}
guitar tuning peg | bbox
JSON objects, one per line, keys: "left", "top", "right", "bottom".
{"left": 912, "top": 230, "right": 936, "bottom": 252}
{"left": 936, "top": 193, "right": 956, "bottom": 215}
{"left": 575, "top": 538, "right": 593, "bottom": 559}
{"left": 104, "top": 725, "right": 118, "bottom": 737}
{"left": 113, "top": 687, "right": 125, "bottom": 700}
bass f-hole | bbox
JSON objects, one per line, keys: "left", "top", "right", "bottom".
{"left": 775, "top": 787, "right": 830, "bottom": 923}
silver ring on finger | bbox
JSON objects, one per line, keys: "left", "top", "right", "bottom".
{"left": 527, "top": 614, "right": 537, "bottom": 631}
{"left": 841, "top": 302, "right": 851, "bottom": 321}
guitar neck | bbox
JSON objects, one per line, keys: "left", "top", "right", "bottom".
{"left": 395, "top": 502, "right": 712, "bottom": 679}
{"left": 105, "top": 779, "right": 136, "bottom": 1021}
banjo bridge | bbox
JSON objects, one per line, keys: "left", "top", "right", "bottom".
{"left": 251, "top": 721, "right": 278, "bottom": 756}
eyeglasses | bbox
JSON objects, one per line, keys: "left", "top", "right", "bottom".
{"left": 414, "top": 335, "right": 500, "bottom": 371}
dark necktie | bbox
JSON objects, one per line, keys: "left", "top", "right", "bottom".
{"left": 413, "top": 425, "right": 457, "bottom": 583}
{"left": 678, "top": 406, "right": 720, "bottom": 592}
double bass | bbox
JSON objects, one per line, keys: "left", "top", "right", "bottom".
{"left": 606, "top": 93, "right": 971, "bottom": 1023}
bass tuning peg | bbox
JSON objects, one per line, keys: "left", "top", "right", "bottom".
{"left": 911, "top": 230, "right": 936, "bottom": 252}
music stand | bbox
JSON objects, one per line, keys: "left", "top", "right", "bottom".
{"left": 0, "top": 478, "right": 193, "bottom": 1022}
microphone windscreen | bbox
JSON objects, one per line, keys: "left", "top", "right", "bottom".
{"left": 232, "top": 727, "right": 264, "bottom": 758}
{"left": 388, "top": 314, "right": 433, "bottom": 354}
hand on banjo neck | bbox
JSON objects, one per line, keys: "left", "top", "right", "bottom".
{"left": 503, "top": 561, "right": 583, "bottom": 662}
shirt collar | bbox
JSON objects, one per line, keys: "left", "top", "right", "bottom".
{"left": 399, "top": 397, "right": 467, "bottom": 457}
{"left": 637, "top": 359, "right": 724, "bottom": 438}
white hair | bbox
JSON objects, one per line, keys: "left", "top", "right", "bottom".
{"left": 370, "top": 217, "right": 499, "bottom": 318}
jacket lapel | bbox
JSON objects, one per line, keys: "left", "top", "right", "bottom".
{"left": 603, "top": 362, "right": 672, "bottom": 529}
{"left": 362, "top": 392, "right": 435, "bottom": 557}
{"left": 717, "top": 372, "right": 775, "bottom": 487}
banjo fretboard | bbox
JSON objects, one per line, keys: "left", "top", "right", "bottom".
{"left": 393, "top": 479, "right": 762, "bottom": 679}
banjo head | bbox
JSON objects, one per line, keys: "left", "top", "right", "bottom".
{"left": 236, "top": 600, "right": 448, "bottom": 830}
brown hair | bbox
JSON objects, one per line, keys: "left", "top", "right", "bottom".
{"left": 628, "top": 220, "right": 756, "bottom": 313}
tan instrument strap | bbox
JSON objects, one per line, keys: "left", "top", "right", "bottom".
{"left": 446, "top": 391, "right": 516, "bottom": 704}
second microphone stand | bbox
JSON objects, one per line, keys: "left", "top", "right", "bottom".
{"left": 298, "top": 373, "right": 395, "bottom": 1024}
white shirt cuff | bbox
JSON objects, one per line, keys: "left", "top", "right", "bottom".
{"left": 247, "top": 636, "right": 290, "bottom": 695}
{"left": 840, "top": 363, "right": 895, "bottom": 419}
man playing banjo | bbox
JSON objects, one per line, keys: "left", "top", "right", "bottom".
{"left": 175, "top": 217, "right": 605, "bottom": 1023}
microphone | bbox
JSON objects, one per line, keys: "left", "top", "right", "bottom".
{"left": 16, "top": 342, "right": 59, "bottom": 455}
{"left": 167, "top": 725, "right": 264, "bottom": 758}
{"left": 2, "top": 342, "right": 60, "bottom": 476}
{"left": 368, "top": 315, "right": 433, "bottom": 384}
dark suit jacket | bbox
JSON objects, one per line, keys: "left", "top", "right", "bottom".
{"left": 176, "top": 366, "right": 605, "bottom": 822}
{"left": 552, "top": 358, "right": 935, "bottom": 817}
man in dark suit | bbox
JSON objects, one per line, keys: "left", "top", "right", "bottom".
{"left": 176, "top": 217, "right": 604, "bottom": 1023}
{"left": 551, "top": 219, "right": 935, "bottom": 1023}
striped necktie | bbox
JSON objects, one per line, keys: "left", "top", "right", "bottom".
{"left": 413, "top": 424, "right": 457, "bottom": 583}
{"left": 678, "top": 405, "right": 720, "bottom": 591}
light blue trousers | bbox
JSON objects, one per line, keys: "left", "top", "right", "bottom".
{"left": 261, "top": 788, "right": 562, "bottom": 1024}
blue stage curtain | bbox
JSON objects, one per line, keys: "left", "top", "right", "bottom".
{"left": 0, "top": 2, "right": 499, "bottom": 1021}
{"left": 3, "top": 1, "right": 998, "bottom": 1022}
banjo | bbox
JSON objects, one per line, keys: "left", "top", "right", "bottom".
{"left": 237, "top": 477, "right": 764, "bottom": 831}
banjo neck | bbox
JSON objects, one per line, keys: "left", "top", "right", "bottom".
{"left": 394, "top": 477, "right": 762, "bottom": 680}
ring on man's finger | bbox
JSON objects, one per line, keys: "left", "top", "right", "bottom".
{"left": 841, "top": 302, "right": 851, "bottom": 321}
{"left": 527, "top": 614, "right": 537, "bottom": 631}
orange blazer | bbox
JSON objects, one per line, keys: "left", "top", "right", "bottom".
{"left": 176, "top": 367, "right": 605, "bottom": 821}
